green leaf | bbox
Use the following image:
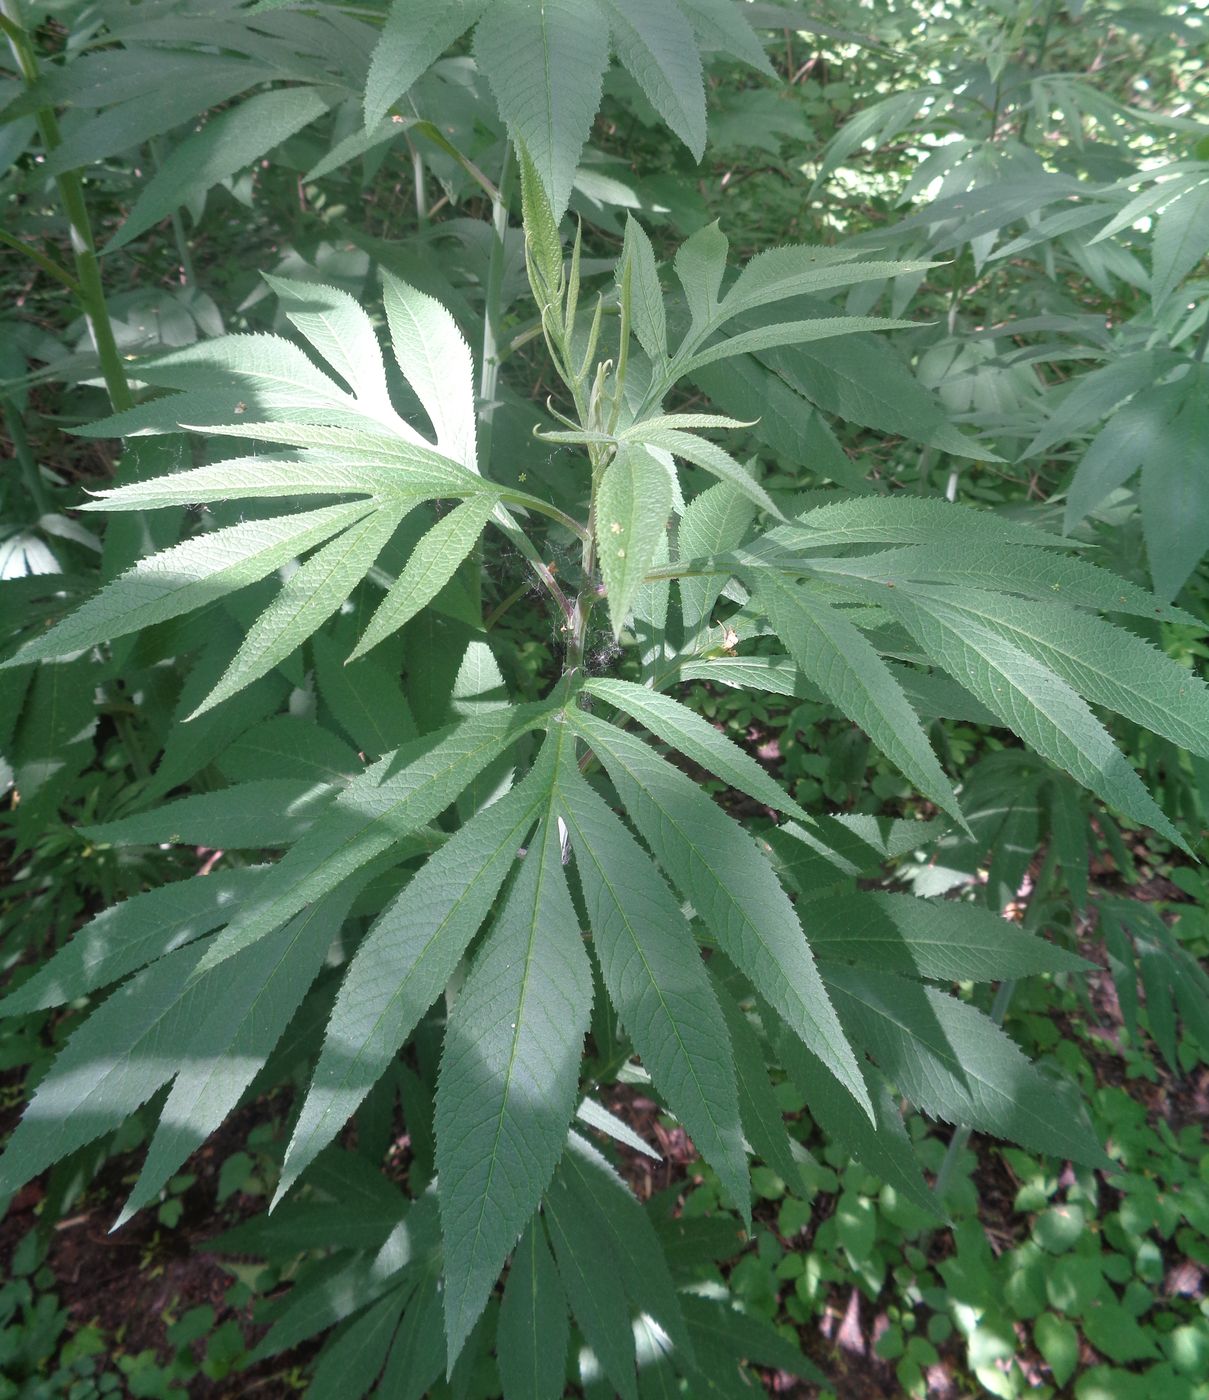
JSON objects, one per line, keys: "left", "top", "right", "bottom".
{"left": 108, "top": 86, "right": 331, "bottom": 250}
{"left": 520, "top": 143, "right": 566, "bottom": 299}
{"left": 497, "top": 1218, "right": 569, "bottom": 1400}
{"left": 85, "top": 779, "right": 335, "bottom": 850}
{"left": 2, "top": 502, "right": 372, "bottom": 668}
{"left": 145, "top": 654, "right": 288, "bottom": 803}
{"left": 276, "top": 753, "right": 554, "bottom": 1202}
{"left": 901, "top": 585, "right": 1209, "bottom": 758}
{"left": 685, "top": 315, "right": 916, "bottom": 374}
{"left": 306, "top": 1289, "right": 407, "bottom": 1400}
{"left": 1034, "top": 1313, "right": 1079, "bottom": 1387}
{"left": 313, "top": 633, "right": 417, "bottom": 757}
{"left": 350, "top": 496, "right": 497, "bottom": 662}
{"left": 80, "top": 451, "right": 481, "bottom": 510}
{"left": 197, "top": 706, "right": 550, "bottom": 977}
{"left": 714, "top": 980, "right": 804, "bottom": 1191}
{"left": 823, "top": 966, "right": 1108, "bottom": 1166}
{"left": 768, "top": 494, "right": 1069, "bottom": 552}
{"left": 377, "top": 1269, "right": 446, "bottom": 1400}
{"left": 810, "top": 541, "right": 1193, "bottom": 625}
{"left": 582, "top": 676, "right": 808, "bottom": 821}
{"left": 552, "top": 1133, "right": 690, "bottom": 1356}
{"left": 717, "top": 248, "right": 930, "bottom": 324}
{"left": 575, "top": 1097, "right": 659, "bottom": 1160}
{"left": 118, "top": 884, "right": 357, "bottom": 1225}
{"left": 44, "top": 60, "right": 273, "bottom": 177}
{"left": 475, "top": 0, "right": 611, "bottom": 219}
{"left": 681, "top": 1294, "right": 825, "bottom": 1387}
{"left": 196, "top": 504, "right": 410, "bottom": 716}
{"left": 382, "top": 273, "right": 479, "bottom": 471}
{"left": 437, "top": 768, "right": 593, "bottom": 1361}
{"left": 741, "top": 330, "right": 999, "bottom": 460}
{"left": 806, "top": 892, "right": 1092, "bottom": 982}
{"left": 676, "top": 0, "right": 773, "bottom": 74}
{"left": 873, "top": 583, "right": 1187, "bottom": 848}
{"left": 1142, "top": 382, "right": 1209, "bottom": 601}
{"left": 364, "top": 0, "right": 487, "bottom": 128}
{"left": 556, "top": 762, "right": 749, "bottom": 1218}
{"left": 0, "top": 867, "right": 265, "bottom": 1016}
{"left": 1151, "top": 177, "right": 1209, "bottom": 307}
{"left": 0, "top": 943, "right": 211, "bottom": 1195}
{"left": 573, "top": 708, "right": 871, "bottom": 1118}
{"left": 1064, "top": 387, "right": 1180, "bottom": 530}
{"left": 621, "top": 425, "right": 781, "bottom": 519}
{"left": 678, "top": 481, "right": 756, "bottom": 642}
{"left": 674, "top": 221, "right": 729, "bottom": 334}
{"left": 602, "top": 0, "right": 706, "bottom": 158}
{"left": 622, "top": 216, "right": 668, "bottom": 362}
{"left": 769, "top": 1020, "right": 940, "bottom": 1218}
{"left": 544, "top": 1196, "right": 638, "bottom": 1400}
{"left": 753, "top": 575, "right": 964, "bottom": 824}
{"left": 596, "top": 444, "right": 672, "bottom": 636}
{"left": 262, "top": 275, "right": 396, "bottom": 417}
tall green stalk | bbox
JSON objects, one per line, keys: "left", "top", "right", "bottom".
{"left": 0, "top": 1, "right": 132, "bottom": 414}
{"left": 477, "top": 142, "right": 516, "bottom": 476}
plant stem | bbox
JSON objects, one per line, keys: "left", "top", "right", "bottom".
{"left": 2, "top": 399, "right": 52, "bottom": 516}
{"left": 150, "top": 138, "right": 195, "bottom": 285}
{"left": 1, "top": 0, "right": 132, "bottom": 414}
{"left": 478, "top": 141, "right": 516, "bottom": 476}
{"left": 0, "top": 227, "right": 83, "bottom": 296}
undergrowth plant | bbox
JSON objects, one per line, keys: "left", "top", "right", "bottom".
{"left": 2, "top": 2, "right": 1208, "bottom": 1396}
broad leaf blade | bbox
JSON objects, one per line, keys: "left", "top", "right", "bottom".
{"left": 350, "top": 496, "right": 497, "bottom": 662}
{"left": 437, "top": 772, "right": 593, "bottom": 1362}
{"left": 497, "top": 1217, "right": 569, "bottom": 1400}
{"left": 596, "top": 444, "right": 672, "bottom": 636}
{"left": 276, "top": 756, "right": 553, "bottom": 1200}
{"left": 753, "top": 575, "right": 964, "bottom": 824}
{"left": 2, "top": 503, "right": 372, "bottom": 668}
{"left": 573, "top": 709, "right": 871, "bottom": 1119}
{"left": 475, "top": 0, "right": 610, "bottom": 219}
{"left": 556, "top": 763, "right": 750, "bottom": 1218}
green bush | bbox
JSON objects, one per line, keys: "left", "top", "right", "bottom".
{"left": 1, "top": 1, "right": 1206, "bottom": 1395}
